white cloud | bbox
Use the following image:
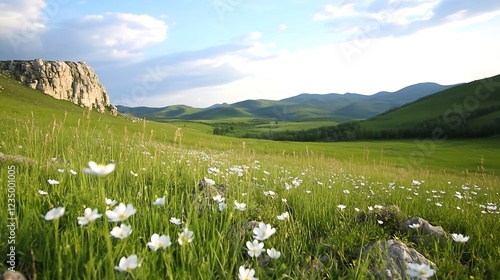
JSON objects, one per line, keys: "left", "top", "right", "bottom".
{"left": 314, "top": 4, "right": 359, "bottom": 20}
{"left": 243, "top": 31, "right": 263, "bottom": 41}
{"left": 80, "top": 12, "right": 168, "bottom": 54}
{"left": 141, "top": 14, "right": 500, "bottom": 107}
{"left": 0, "top": 0, "right": 47, "bottom": 53}
{"left": 19, "top": 12, "right": 170, "bottom": 62}
{"left": 375, "top": 0, "right": 440, "bottom": 25}
{"left": 243, "top": 42, "right": 275, "bottom": 58}
{"left": 0, "top": 0, "right": 46, "bottom": 35}
{"left": 106, "top": 45, "right": 252, "bottom": 106}
{"left": 0, "top": 9, "right": 168, "bottom": 61}
{"left": 442, "top": 9, "right": 500, "bottom": 28}
{"left": 2, "top": 1, "right": 498, "bottom": 109}
{"left": 229, "top": 32, "right": 273, "bottom": 59}
{"left": 444, "top": 10, "right": 467, "bottom": 22}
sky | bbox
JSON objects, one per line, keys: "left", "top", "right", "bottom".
{"left": 1, "top": 0, "right": 500, "bottom": 108}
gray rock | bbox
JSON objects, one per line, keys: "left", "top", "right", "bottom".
{"left": 402, "top": 217, "right": 447, "bottom": 239}
{"left": 0, "top": 59, "right": 116, "bottom": 115}
{"left": 193, "top": 178, "right": 227, "bottom": 200}
{"left": 191, "top": 179, "right": 228, "bottom": 216}
{"left": 1, "top": 271, "right": 27, "bottom": 280}
{"left": 357, "top": 205, "right": 405, "bottom": 234}
{"left": 363, "top": 239, "right": 436, "bottom": 280}
{"left": 0, "top": 152, "right": 35, "bottom": 165}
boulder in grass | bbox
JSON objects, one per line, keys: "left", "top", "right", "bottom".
{"left": 191, "top": 178, "right": 227, "bottom": 216}
{"left": 1, "top": 271, "right": 27, "bottom": 280}
{"left": 356, "top": 205, "right": 405, "bottom": 234}
{"left": 402, "top": 217, "right": 446, "bottom": 236}
{"left": 363, "top": 239, "right": 437, "bottom": 280}
{"left": 192, "top": 178, "right": 226, "bottom": 199}
{"left": 0, "top": 152, "right": 36, "bottom": 165}
{"left": 402, "top": 217, "right": 448, "bottom": 243}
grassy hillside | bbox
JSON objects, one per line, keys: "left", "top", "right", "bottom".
{"left": 335, "top": 102, "right": 391, "bottom": 119}
{"left": 231, "top": 99, "right": 280, "bottom": 111}
{"left": 0, "top": 74, "right": 215, "bottom": 148}
{"left": 1, "top": 72, "right": 498, "bottom": 172}
{"left": 184, "top": 105, "right": 254, "bottom": 120}
{"left": 366, "top": 82, "right": 455, "bottom": 102}
{"left": 363, "top": 75, "right": 500, "bottom": 130}
{"left": 116, "top": 105, "right": 203, "bottom": 120}
{"left": 152, "top": 105, "right": 202, "bottom": 120}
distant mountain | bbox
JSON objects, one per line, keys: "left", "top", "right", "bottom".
{"left": 116, "top": 105, "right": 202, "bottom": 121}
{"left": 117, "top": 82, "right": 455, "bottom": 122}
{"left": 362, "top": 75, "right": 500, "bottom": 131}
{"left": 237, "top": 74, "right": 500, "bottom": 142}
{"left": 206, "top": 103, "right": 228, "bottom": 109}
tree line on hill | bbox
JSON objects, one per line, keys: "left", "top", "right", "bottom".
{"left": 212, "top": 119, "right": 272, "bottom": 136}
{"left": 214, "top": 105, "right": 500, "bottom": 141}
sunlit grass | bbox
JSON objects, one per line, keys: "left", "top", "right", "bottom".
{"left": 0, "top": 115, "right": 499, "bottom": 279}
{"left": 1, "top": 73, "right": 499, "bottom": 279}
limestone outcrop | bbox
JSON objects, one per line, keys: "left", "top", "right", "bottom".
{"left": 0, "top": 59, "right": 117, "bottom": 115}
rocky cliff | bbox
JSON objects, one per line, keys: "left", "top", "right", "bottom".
{"left": 0, "top": 59, "right": 117, "bottom": 115}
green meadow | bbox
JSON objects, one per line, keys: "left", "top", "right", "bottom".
{"left": 1, "top": 73, "right": 500, "bottom": 279}
{"left": 210, "top": 120, "right": 341, "bottom": 138}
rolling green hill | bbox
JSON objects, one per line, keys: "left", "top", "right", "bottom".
{"left": 0, "top": 73, "right": 214, "bottom": 147}
{"left": 1, "top": 71, "right": 499, "bottom": 171}
{"left": 362, "top": 74, "right": 500, "bottom": 131}
{"left": 116, "top": 104, "right": 203, "bottom": 120}
{"left": 117, "top": 83, "right": 454, "bottom": 122}
{"left": 236, "top": 74, "right": 500, "bottom": 142}
{"left": 184, "top": 105, "right": 254, "bottom": 120}
{"left": 2, "top": 63, "right": 500, "bottom": 280}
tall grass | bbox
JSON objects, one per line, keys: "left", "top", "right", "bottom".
{"left": 1, "top": 111, "right": 499, "bottom": 279}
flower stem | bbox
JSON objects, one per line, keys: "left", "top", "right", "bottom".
{"left": 55, "top": 219, "right": 62, "bottom": 280}
{"left": 100, "top": 180, "right": 116, "bottom": 280}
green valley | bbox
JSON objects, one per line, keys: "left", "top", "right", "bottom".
{"left": 1, "top": 72, "right": 499, "bottom": 280}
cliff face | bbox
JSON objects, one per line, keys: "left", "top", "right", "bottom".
{"left": 0, "top": 59, "right": 117, "bottom": 115}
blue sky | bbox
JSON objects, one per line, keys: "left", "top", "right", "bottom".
{"left": 1, "top": 0, "right": 500, "bottom": 108}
